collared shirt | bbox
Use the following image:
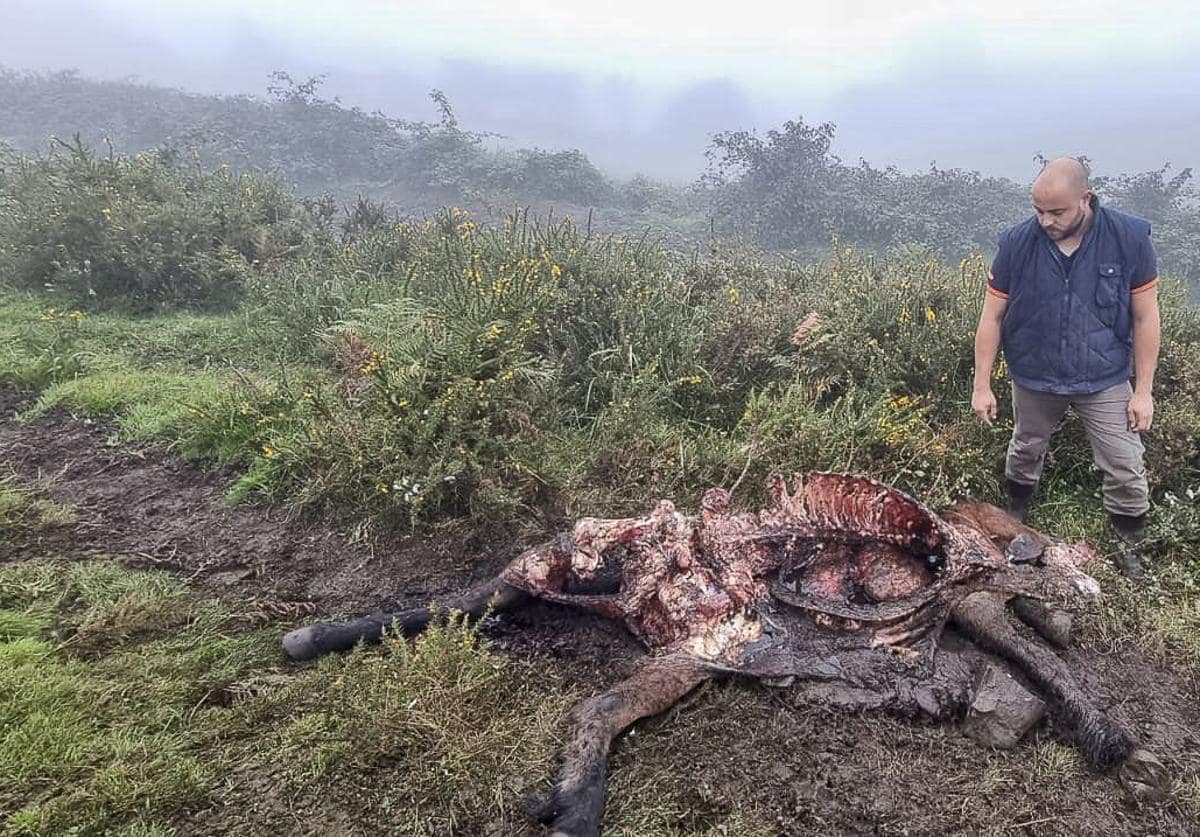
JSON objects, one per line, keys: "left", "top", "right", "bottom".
{"left": 987, "top": 198, "right": 1158, "bottom": 395}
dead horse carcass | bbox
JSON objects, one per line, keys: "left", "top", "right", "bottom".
{"left": 282, "top": 472, "right": 1167, "bottom": 836}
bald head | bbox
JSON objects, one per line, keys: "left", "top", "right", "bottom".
{"left": 1032, "top": 158, "right": 1093, "bottom": 242}
{"left": 1033, "top": 157, "right": 1090, "bottom": 199}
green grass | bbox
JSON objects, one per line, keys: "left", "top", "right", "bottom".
{"left": 255, "top": 617, "right": 574, "bottom": 835}
{"left": 0, "top": 296, "right": 336, "bottom": 476}
{"left": 0, "top": 560, "right": 275, "bottom": 835}
{"left": 0, "top": 558, "right": 578, "bottom": 835}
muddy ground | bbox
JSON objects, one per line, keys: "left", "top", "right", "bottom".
{"left": 2, "top": 383, "right": 1198, "bottom": 835}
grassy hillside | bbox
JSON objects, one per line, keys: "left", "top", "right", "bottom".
{"left": 0, "top": 69, "right": 633, "bottom": 216}
{"left": 5, "top": 67, "right": 1199, "bottom": 292}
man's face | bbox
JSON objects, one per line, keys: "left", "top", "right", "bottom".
{"left": 1032, "top": 186, "right": 1091, "bottom": 241}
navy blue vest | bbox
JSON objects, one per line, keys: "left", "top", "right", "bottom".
{"left": 989, "top": 204, "right": 1156, "bottom": 395}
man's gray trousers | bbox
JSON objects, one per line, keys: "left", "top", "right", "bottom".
{"left": 1005, "top": 381, "right": 1150, "bottom": 516}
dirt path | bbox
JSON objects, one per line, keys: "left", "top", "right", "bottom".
{"left": 3, "top": 383, "right": 1199, "bottom": 835}
{"left": 0, "top": 385, "right": 641, "bottom": 686}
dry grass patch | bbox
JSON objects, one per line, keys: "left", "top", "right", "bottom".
{"left": 0, "top": 476, "right": 75, "bottom": 534}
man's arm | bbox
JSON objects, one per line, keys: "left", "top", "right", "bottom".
{"left": 972, "top": 292, "right": 1008, "bottom": 425}
{"left": 1128, "top": 285, "right": 1160, "bottom": 431}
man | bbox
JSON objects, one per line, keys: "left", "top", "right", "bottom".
{"left": 971, "top": 157, "right": 1161, "bottom": 579}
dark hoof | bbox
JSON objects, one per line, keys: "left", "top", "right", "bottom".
{"left": 1112, "top": 553, "right": 1146, "bottom": 580}
{"left": 524, "top": 788, "right": 557, "bottom": 823}
{"left": 281, "top": 615, "right": 393, "bottom": 661}
{"left": 282, "top": 626, "right": 321, "bottom": 661}
{"left": 1005, "top": 533, "right": 1044, "bottom": 564}
{"left": 1119, "top": 748, "right": 1169, "bottom": 804}
{"left": 1083, "top": 715, "right": 1134, "bottom": 770}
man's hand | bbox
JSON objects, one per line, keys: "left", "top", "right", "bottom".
{"left": 972, "top": 386, "right": 998, "bottom": 425}
{"left": 1128, "top": 390, "right": 1154, "bottom": 432}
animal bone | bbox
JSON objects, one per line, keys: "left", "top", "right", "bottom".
{"left": 283, "top": 472, "right": 1161, "bottom": 836}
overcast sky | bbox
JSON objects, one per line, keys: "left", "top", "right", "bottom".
{"left": 4, "top": 0, "right": 1199, "bottom": 180}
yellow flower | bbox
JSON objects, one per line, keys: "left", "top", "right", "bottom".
{"left": 302, "top": 390, "right": 313, "bottom": 399}
{"left": 924, "top": 308, "right": 936, "bottom": 323}
{"left": 262, "top": 446, "right": 275, "bottom": 458}
{"left": 376, "top": 483, "right": 390, "bottom": 494}
{"left": 550, "top": 264, "right": 562, "bottom": 278}
{"left": 727, "top": 286, "right": 740, "bottom": 305}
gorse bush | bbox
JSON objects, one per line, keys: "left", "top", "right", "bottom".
{"left": 0, "top": 137, "right": 312, "bottom": 311}
{"left": 235, "top": 210, "right": 689, "bottom": 522}
{"left": 214, "top": 204, "right": 1200, "bottom": 531}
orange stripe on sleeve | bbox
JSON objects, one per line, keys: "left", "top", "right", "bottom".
{"left": 1131, "top": 277, "right": 1158, "bottom": 295}
{"left": 987, "top": 285, "right": 1009, "bottom": 299}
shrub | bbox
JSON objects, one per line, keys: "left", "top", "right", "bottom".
{"left": 0, "top": 138, "right": 312, "bottom": 311}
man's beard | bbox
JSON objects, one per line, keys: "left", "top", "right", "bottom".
{"left": 1050, "top": 210, "right": 1088, "bottom": 241}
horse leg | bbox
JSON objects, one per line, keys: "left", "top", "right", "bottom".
{"left": 531, "top": 654, "right": 709, "bottom": 837}
{"left": 951, "top": 591, "right": 1132, "bottom": 769}
{"left": 1009, "top": 595, "right": 1073, "bottom": 648}
{"left": 282, "top": 576, "right": 527, "bottom": 661}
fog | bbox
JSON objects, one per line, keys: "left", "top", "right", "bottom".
{"left": 4, "top": 0, "right": 1199, "bottom": 182}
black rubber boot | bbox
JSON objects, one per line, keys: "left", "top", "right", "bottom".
{"left": 1005, "top": 479, "right": 1037, "bottom": 524}
{"left": 1109, "top": 512, "right": 1147, "bottom": 580}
